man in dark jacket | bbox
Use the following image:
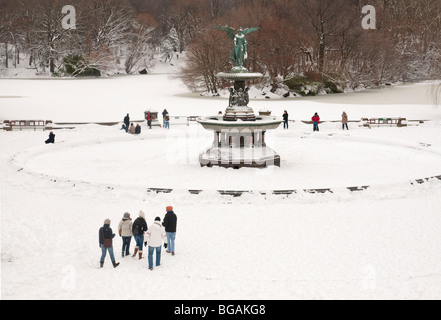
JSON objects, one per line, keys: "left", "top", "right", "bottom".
{"left": 98, "top": 219, "right": 120, "bottom": 268}
{"left": 45, "top": 132, "right": 55, "bottom": 144}
{"left": 283, "top": 111, "right": 289, "bottom": 129}
{"left": 124, "top": 114, "right": 130, "bottom": 133}
{"left": 135, "top": 124, "right": 141, "bottom": 135}
{"left": 163, "top": 206, "right": 177, "bottom": 256}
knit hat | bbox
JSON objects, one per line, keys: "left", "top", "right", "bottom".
{"left": 139, "top": 210, "right": 145, "bottom": 219}
{"left": 166, "top": 206, "right": 173, "bottom": 212}
{"left": 123, "top": 212, "right": 130, "bottom": 219}
{"left": 155, "top": 216, "right": 161, "bottom": 222}
{"left": 104, "top": 218, "right": 111, "bottom": 225}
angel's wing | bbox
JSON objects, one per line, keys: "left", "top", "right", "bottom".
{"left": 242, "top": 26, "right": 260, "bottom": 35}
{"left": 214, "top": 25, "right": 236, "bottom": 39}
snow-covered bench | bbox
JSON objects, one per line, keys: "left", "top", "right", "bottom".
{"left": 4, "top": 120, "right": 52, "bottom": 131}
{"left": 362, "top": 118, "right": 407, "bottom": 128}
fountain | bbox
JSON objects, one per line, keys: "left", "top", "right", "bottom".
{"left": 198, "top": 25, "right": 282, "bottom": 168}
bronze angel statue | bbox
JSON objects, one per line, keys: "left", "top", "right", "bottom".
{"left": 215, "top": 25, "right": 260, "bottom": 69}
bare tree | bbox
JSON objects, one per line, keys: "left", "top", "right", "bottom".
{"left": 162, "top": 0, "right": 210, "bottom": 53}
{"left": 179, "top": 27, "right": 229, "bottom": 94}
{"left": 124, "top": 12, "right": 158, "bottom": 74}
{"left": 76, "top": 0, "right": 136, "bottom": 74}
{"left": 26, "top": 0, "right": 72, "bottom": 73}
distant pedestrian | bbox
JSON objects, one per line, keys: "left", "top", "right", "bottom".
{"left": 135, "top": 124, "right": 141, "bottom": 134}
{"left": 312, "top": 113, "right": 320, "bottom": 132}
{"left": 146, "top": 112, "right": 152, "bottom": 129}
{"left": 118, "top": 212, "right": 133, "bottom": 257}
{"left": 132, "top": 211, "right": 148, "bottom": 259}
{"left": 129, "top": 123, "right": 136, "bottom": 134}
{"left": 45, "top": 131, "right": 55, "bottom": 144}
{"left": 162, "top": 109, "right": 168, "bottom": 127}
{"left": 124, "top": 114, "right": 130, "bottom": 133}
{"left": 283, "top": 111, "right": 289, "bottom": 129}
{"left": 164, "top": 114, "right": 170, "bottom": 129}
{"left": 342, "top": 112, "right": 349, "bottom": 130}
{"left": 163, "top": 206, "right": 177, "bottom": 256}
{"left": 99, "top": 219, "right": 120, "bottom": 268}
{"left": 146, "top": 217, "right": 168, "bottom": 271}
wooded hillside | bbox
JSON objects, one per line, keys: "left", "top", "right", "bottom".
{"left": 1, "top": 0, "right": 440, "bottom": 94}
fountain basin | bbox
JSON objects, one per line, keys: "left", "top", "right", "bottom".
{"left": 198, "top": 116, "right": 282, "bottom": 168}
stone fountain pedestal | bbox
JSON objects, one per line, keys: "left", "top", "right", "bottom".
{"left": 198, "top": 70, "right": 282, "bottom": 169}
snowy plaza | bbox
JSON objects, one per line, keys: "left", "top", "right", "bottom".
{"left": 1, "top": 66, "right": 441, "bottom": 299}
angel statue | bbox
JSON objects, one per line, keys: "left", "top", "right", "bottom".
{"left": 215, "top": 25, "right": 260, "bottom": 69}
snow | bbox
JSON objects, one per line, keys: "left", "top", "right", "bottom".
{"left": 1, "top": 63, "right": 441, "bottom": 300}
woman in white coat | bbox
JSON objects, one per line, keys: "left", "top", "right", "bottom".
{"left": 146, "top": 217, "right": 168, "bottom": 270}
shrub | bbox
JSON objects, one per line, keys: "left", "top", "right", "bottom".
{"left": 63, "top": 55, "right": 101, "bottom": 77}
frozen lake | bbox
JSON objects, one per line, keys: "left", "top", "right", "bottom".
{"left": 0, "top": 74, "right": 440, "bottom": 122}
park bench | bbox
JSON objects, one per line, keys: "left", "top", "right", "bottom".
{"left": 362, "top": 117, "right": 407, "bottom": 128}
{"left": 3, "top": 120, "right": 52, "bottom": 131}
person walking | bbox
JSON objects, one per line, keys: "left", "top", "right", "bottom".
{"left": 312, "top": 113, "right": 320, "bottom": 132}
{"left": 132, "top": 211, "right": 148, "bottom": 259}
{"left": 163, "top": 206, "right": 177, "bottom": 256}
{"left": 164, "top": 114, "right": 170, "bottom": 130}
{"left": 118, "top": 212, "right": 133, "bottom": 257}
{"left": 146, "top": 112, "right": 152, "bottom": 129}
{"left": 283, "top": 111, "right": 289, "bottom": 129}
{"left": 98, "top": 219, "right": 120, "bottom": 268}
{"left": 124, "top": 114, "right": 130, "bottom": 133}
{"left": 162, "top": 109, "right": 168, "bottom": 127}
{"left": 342, "top": 112, "right": 349, "bottom": 130}
{"left": 146, "top": 217, "right": 168, "bottom": 271}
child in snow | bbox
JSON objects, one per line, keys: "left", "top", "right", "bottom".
{"left": 98, "top": 219, "right": 120, "bottom": 268}
{"left": 146, "top": 217, "right": 168, "bottom": 271}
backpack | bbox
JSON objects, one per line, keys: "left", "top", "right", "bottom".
{"left": 132, "top": 218, "right": 143, "bottom": 235}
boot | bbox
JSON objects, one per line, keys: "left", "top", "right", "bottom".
{"left": 139, "top": 251, "right": 143, "bottom": 260}
{"left": 132, "top": 247, "right": 138, "bottom": 258}
{"left": 112, "top": 261, "right": 120, "bottom": 268}
{"left": 100, "top": 262, "right": 104, "bottom": 268}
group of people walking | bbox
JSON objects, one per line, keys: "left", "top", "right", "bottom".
{"left": 282, "top": 111, "right": 350, "bottom": 131}
{"left": 98, "top": 206, "right": 177, "bottom": 271}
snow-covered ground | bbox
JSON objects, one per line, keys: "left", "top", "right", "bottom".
{"left": 1, "top": 62, "right": 441, "bottom": 300}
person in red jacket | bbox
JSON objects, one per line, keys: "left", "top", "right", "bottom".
{"left": 146, "top": 111, "right": 152, "bottom": 129}
{"left": 312, "top": 113, "right": 320, "bottom": 132}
